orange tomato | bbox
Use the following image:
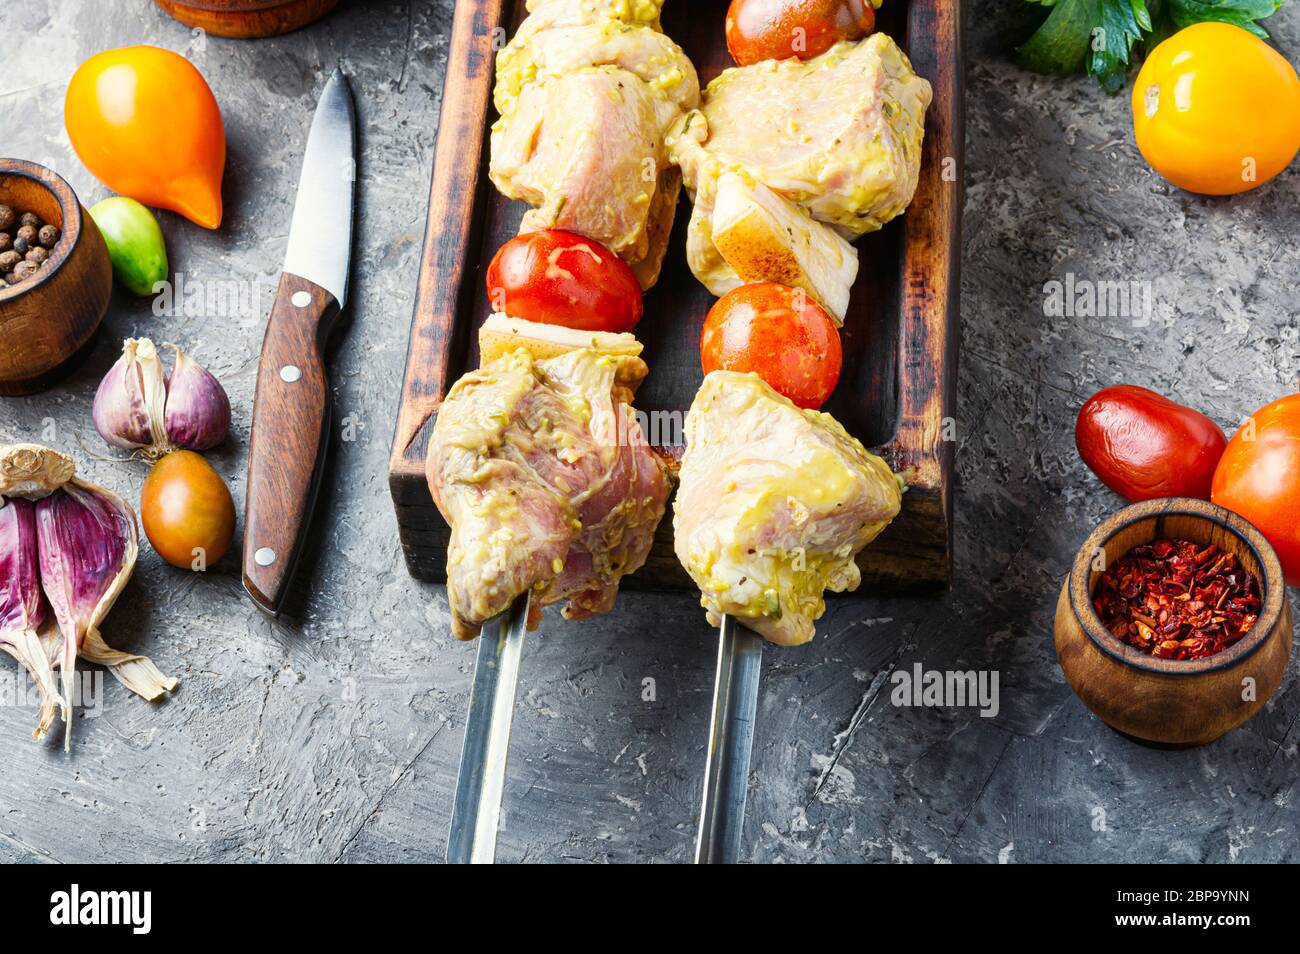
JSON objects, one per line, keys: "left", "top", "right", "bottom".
{"left": 1211, "top": 393, "right": 1300, "bottom": 585}
{"left": 141, "top": 451, "right": 235, "bottom": 571}
{"left": 701, "top": 283, "right": 842, "bottom": 409}
{"left": 65, "top": 46, "right": 226, "bottom": 229}
{"left": 725, "top": 0, "right": 875, "bottom": 66}
{"left": 1132, "top": 23, "right": 1300, "bottom": 196}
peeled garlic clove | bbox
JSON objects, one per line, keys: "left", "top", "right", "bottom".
{"left": 36, "top": 477, "right": 176, "bottom": 751}
{"left": 163, "top": 344, "right": 230, "bottom": 451}
{"left": 0, "top": 496, "right": 63, "bottom": 739}
{"left": 93, "top": 338, "right": 169, "bottom": 454}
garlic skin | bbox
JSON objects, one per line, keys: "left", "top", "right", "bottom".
{"left": 0, "top": 496, "right": 62, "bottom": 739}
{"left": 93, "top": 338, "right": 169, "bottom": 453}
{"left": 163, "top": 343, "right": 230, "bottom": 451}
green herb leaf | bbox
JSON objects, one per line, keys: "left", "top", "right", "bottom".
{"left": 1166, "top": 0, "right": 1284, "bottom": 37}
{"left": 1017, "top": 0, "right": 1106, "bottom": 76}
{"left": 1090, "top": 0, "right": 1151, "bottom": 92}
{"left": 1018, "top": 0, "right": 1289, "bottom": 91}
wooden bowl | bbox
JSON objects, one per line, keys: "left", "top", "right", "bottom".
{"left": 153, "top": 0, "right": 339, "bottom": 38}
{"left": 0, "top": 160, "right": 112, "bottom": 396}
{"left": 1054, "top": 498, "right": 1293, "bottom": 747}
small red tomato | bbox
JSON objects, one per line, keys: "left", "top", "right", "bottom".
{"left": 1212, "top": 392, "right": 1300, "bottom": 584}
{"left": 725, "top": 0, "right": 876, "bottom": 67}
{"left": 701, "top": 282, "right": 842, "bottom": 409}
{"left": 485, "top": 230, "right": 643, "bottom": 333}
{"left": 1075, "top": 385, "right": 1227, "bottom": 502}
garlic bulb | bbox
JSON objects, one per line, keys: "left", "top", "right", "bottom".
{"left": 0, "top": 442, "right": 178, "bottom": 751}
{"left": 93, "top": 338, "right": 230, "bottom": 457}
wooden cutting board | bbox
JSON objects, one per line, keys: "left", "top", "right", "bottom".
{"left": 388, "top": 0, "right": 963, "bottom": 593}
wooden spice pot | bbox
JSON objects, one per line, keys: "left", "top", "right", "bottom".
{"left": 0, "top": 160, "right": 112, "bottom": 396}
{"left": 153, "top": 0, "right": 339, "bottom": 38}
{"left": 1054, "top": 497, "right": 1293, "bottom": 747}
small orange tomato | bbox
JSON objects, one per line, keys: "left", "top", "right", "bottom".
{"left": 726, "top": 0, "right": 875, "bottom": 66}
{"left": 1211, "top": 393, "right": 1300, "bottom": 585}
{"left": 141, "top": 451, "right": 235, "bottom": 571}
{"left": 1132, "top": 23, "right": 1300, "bottom": 196}
{"left": 701, "top": 282, "right": 842, "bottom": 409}
{"left": 65, "top": 46, "right": 226, "bottom": 228}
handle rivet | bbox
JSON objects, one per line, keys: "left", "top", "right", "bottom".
{"left": 291, "top": 291, "right": 312, "bottom": 307}
{"left": 280, "top": 365, "right": 302, "bottom": 383}
{"left": 254, "top": 547, "right": 277, "bottom": 567}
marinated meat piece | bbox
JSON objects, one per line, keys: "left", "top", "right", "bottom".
{"left": 669, "top": 34, "right": 931, "bottom": 304}
{"left": 489, "top": 0, "right": 699, "bottom": 289}
{"left": 674, "top": 371, "right": 902, "bottom": 646}
{"left": 428, "top": 348, "right": 669, "bottom": 640}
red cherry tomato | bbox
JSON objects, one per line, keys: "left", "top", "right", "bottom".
{"left": 1075, "top": 385, "right": 1227, "bottom": 502}
{"left": 1212, "top": 392, "right": 1300, "bottom": 584}
{"left": 485, "top": 230, "right": 643, "bottom": 333}
{"left": 725, "top": 0, "right": 876, "bottom": 66}
{"left": 701, "top": 282, "right": 842, "bottom": 409}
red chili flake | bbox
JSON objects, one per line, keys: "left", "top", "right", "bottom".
{"left": 1092, "top": 539, "right": 1262, "bottom": 661}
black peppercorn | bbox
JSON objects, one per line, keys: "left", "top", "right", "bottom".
{"left": 15, "top": 224, "right": 37, "bottom": 246}
{"left": 25, "top": 246, "right": 48, "bottom": 265}
{"left": 18, "top": 213, "right": 40, "bottom": 229}
{"left": 12, "top": 260, "right": 38, "bottom": 281}
{"left": 38, "top": 224, "right": 60, "bottom": 248}
{"left": 0, "top": 233, "right": 10, "bottom": 253}
{"left": 12, "top": 236, "right": 29, "bottom": 256}
{"left": 0, "top": 250, "right": 20, "bottom": 271}
{"left": 0, "top": 206, "right": 14, "bottom": 231}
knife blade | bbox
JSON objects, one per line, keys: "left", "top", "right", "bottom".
{"left": 695, "top": 614, "right": 764, "bottom": 864}
{"left": 446, "top": 592, "right": 530, "bottom": 864}
{"left": 243, "top": 68, "right": 357, "bottom": 615}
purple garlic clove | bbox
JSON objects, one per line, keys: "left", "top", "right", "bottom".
{"left": 0, "top": 496, "right": 62, "bottom": 739}
{"left": 34, "top": 476, "right": 175, "bottom": 750}
{"left": 93, "top": 338, "right": 168, "bottom": 453}
{"left": 36, "top": 482, "right": 136, "bottom": 750}
{"left": 163, "top": 344, "right": 230, "bottom": 451}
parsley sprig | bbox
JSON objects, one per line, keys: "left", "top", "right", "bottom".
{"left": 1018, "top": 0, "right": 1288, "bottom": 93}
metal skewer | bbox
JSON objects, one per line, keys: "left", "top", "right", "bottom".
{"left": 695, "top": 614, "right": 764, "bottom": 864}
{"left": 446, "top": 591, "right": 531, "bottom": 864}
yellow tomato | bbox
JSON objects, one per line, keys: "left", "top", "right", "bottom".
{"left": 1132, "top": 22, "right": 1300, "bottom": 196}
{"left": 65, "top": 46, "right": 226, "bottom": 229}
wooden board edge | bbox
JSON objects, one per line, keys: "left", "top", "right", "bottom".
{"left": 877, "top": 0, "right": 964, "bottom": 588}
{"left": 386, "top": 0, "right": 508, "bottom": 492}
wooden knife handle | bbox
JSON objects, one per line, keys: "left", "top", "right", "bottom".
{"left": 242, "top": 272, "right": 339, "bottom": 615}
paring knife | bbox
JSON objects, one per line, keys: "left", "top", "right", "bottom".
{"left": 243, "top": 68, "right": 357, "bottom": 615}
{"left": 695, "top": 614, "right": 764, "bottom": 864}
{"left": 447, "top": 592, "right": 531, "bottom": 864}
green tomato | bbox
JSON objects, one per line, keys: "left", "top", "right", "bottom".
{"left": 88, "top": 196, "right": 169, "bottom": 297}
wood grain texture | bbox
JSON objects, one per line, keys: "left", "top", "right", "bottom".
{"left": 243, "top": 272, "right": 338, "bottom": 614}
{"left": 388, "top": 0, "right": 963, "bottom": 594}
{"left": 1054, "top": 498, "right": 1293, "bottom": 747}
{"left": 152, "top": 0, "right": 338, "bottom": 37}
{"left": 0, "top": 160, "right": 111, "bottom": 396}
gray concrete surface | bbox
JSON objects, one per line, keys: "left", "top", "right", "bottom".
{"left": 2, "top": 0, "right": 1298, "bottom": 863}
